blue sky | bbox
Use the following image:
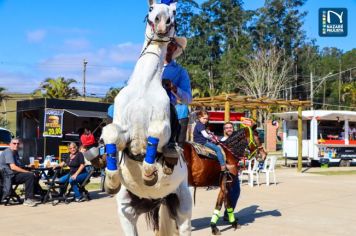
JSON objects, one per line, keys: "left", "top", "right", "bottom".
{"left": 0, "top": 0, "right": 355, "bottom": 95}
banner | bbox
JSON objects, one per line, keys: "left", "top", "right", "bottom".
{"left": 43, "top": 109, "right": 64, "bottom": 137}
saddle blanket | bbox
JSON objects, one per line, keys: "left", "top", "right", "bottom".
{"left": 186, "top": 141, "right": 218, "bottom": 160}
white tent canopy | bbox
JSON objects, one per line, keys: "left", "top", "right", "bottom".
{"left": 274, "top": 110, "right": 356, "bottom": 122}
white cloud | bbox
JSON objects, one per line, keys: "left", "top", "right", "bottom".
{"left": 0, "top": 42, "right": 142, "bottom": 95}
{"left": 109, "top": 42, "right": 142, "bottom": 63}
{"left": 52, "top": 27, "right": 92, "bottom": 35}
{"left": 63, "top": 38, "right": 91, "bottom": 50}
{"left": 0, "top": 70, "right": 42, "bottom": 93}
{"left": 27, "top": 29, "right": 47, "bottom": 43}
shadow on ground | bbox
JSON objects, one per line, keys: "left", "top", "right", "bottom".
{"left": 88, "top": 190, "right": 112, "bottom": 200}
{"left": 192, "top": 205, "right": 281, "bottom": 232}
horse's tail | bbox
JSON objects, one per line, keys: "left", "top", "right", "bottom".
{"left": 145, "top": 193, "right": 180, "bottom": 233}
{"left": 157, "top": 193, "right": 180, "bottom": 236}
{"left": 146, "top": 207, "right": 160, "bottom": 232}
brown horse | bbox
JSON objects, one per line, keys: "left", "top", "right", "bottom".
{"left": 184, "top": 126, "right": 267, "bottom": 235}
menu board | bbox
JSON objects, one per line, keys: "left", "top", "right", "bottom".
{"left": 43, "top": 109, "right": 64, "bottom": 137}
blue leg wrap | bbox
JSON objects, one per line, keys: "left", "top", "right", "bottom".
{"left": 106, "top": 144, "right": 117, "bottom": 171}
{"left": 144, "top": 136, "right": 159, "bottom": 164}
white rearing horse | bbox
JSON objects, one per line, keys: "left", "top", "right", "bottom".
{"left": 100, "top": 0, "right": 192, "bottom": 235}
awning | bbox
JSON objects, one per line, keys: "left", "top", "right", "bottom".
{"left": 274, "top": 110, "right": 356, "bottom": 121}
{"left": 208, "top": 111, "right": 244, "bottom": 122}
{"left": 64, "top": 109, "right": 108, "bottom": 119}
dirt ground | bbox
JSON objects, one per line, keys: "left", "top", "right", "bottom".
{"left": 1, "top": 167, "right": 356, "bottom": 236}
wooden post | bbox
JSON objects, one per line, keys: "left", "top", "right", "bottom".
{"left": 252, "top": 109, "right": 257, "bottom": 121}
{"left": 224, "top": 100, "right": 230, "bottom": 122}
{"left": 297, "top": 105, "right": 303, "bottom": 172}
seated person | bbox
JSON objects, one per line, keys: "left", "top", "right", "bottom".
{"left": 80, "top": 128, "right": 96, "bottom": 149}
{"left": 193, "top": 110, "right": 226, "bottom": 171}
{"left": 0, "top": 138, "right": 40, "bottom": 207}
{"left": 57, "top": 142, "right": 88, "bottom": 202}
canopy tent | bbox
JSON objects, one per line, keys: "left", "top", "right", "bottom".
{"left": 274, "top": 110, "right": 356, "bottom": 122}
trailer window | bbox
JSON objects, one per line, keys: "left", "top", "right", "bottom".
{"left": 318, "top": 120, "right": 344, "bottom": 139}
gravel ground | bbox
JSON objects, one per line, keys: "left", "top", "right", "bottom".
{"left": 1, "top": 167, "right": 356, "bottom": 236}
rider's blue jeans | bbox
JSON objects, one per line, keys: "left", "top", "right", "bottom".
{"left": 204, "top": 141, "right": 226, "bottom": 166}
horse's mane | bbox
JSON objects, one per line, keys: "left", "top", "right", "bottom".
{"left": 222, "top": 128, "right": 249, "bottom": 157}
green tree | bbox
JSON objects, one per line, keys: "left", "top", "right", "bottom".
{"left": 175, "top": 0, "right": 199, "bottom": 37}
{"left": 316, "top": 47, "right": 343, "bottom": 76}
{"left": 249, "top": 0, "right": 307, "bottom": 57}
{"left": 341, "top": 49, "right": 356, "bottom": 81}
{"left": 33, "top": 77, "right": 80, "bottom": 99}
{"left": 101, "top": 87, "right": 122, "bottom": 103}
{"left": 178, "top": 0, "right": 253, "bottom": 96}
{"left": 341, "top": 82, "right": 356, "bottom": 109}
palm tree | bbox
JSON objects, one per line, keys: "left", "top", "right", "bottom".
{"left": 0, "top": 87, "right": 9, "bottom": 103}
{"left": 0, "top": 87, "right": 9, "bottom": 127}
{"left": 101, "top": 87, "right": 122, "bottom": 103}
{"left": 342, "top": 82, "right": 356, "bottom": 108}
{"left": 33, "top": 77, "right": 80, "bottom": 99}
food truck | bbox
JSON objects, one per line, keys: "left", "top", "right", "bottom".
{"left": 274, "top": 110, "right": 356, "bottom": 166}
{"left": 16, "top": 98, "right": 111, "bottom": 160}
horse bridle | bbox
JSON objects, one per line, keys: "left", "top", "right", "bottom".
{"left": 139, "top": 5, "right": 183, "bottom": 59}
{"left": 243, "top": 125, "right": 263, "bottom": 160}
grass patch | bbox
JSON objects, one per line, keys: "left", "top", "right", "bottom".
{"left": 86, "top": 182, "right": 102, "bottom": 190}
{"left": 308, "top": 170, "right": 356, "bottom": 176}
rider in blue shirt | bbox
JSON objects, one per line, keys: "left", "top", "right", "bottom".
{"left": 161, "top": 40, "right": 192, "bottom": 173}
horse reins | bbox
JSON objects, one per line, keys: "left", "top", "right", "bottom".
{"left": 140, "top": 8, "right": 184, "bottom": 59}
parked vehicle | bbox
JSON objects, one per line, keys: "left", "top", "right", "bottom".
{"left": 0, "top": 127, "right": 12, "bottom": 154}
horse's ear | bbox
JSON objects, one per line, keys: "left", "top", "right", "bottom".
{"left": 172, "top": 37, "right": 187, "bottom": 59}
{"left": 169, "top": 2, "right": 177, "bottom": 11}
{"left": 148, "top": 0, "right": 156, "bottom": 6}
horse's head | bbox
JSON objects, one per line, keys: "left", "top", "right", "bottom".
{"left": 249, "top": 125, "right": 268, "bottom": 161}
{"left": 146, "top": 0, "right": 176, "bottom": 40}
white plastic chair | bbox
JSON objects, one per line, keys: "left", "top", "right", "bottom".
{"left": 259, "top": 155, "right": 277, "bottom": 186}
{"left": 240, "top": 157, "right": 260, "bottom": 187}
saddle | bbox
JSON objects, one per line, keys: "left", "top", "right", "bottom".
{"left": 186, "top": 141, "right": 218, "bottom": 161}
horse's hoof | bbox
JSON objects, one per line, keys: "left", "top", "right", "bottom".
{"left": 232, "top": 221, "right": 241, "bottom": 230}
{"left": 162, "top": 164, "right": 174, "bottom": 175}
{"left": 143, "top": 171, "right": 158, "bottom": 186}
{"left": 210, "top": 224, "right": 221, "bottom": 235}
{"left": 104, "top": 183, "right": 121, "bottom": 195}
